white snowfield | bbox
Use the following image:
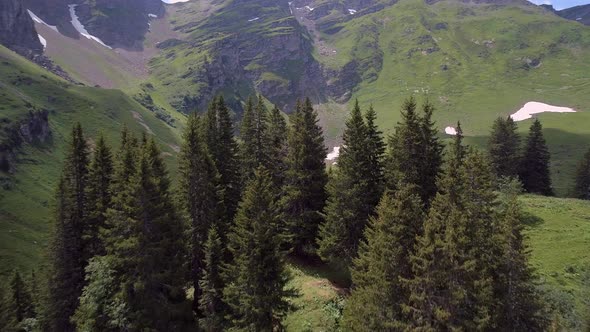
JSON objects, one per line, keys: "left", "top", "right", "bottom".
{"left": 148, "top": 13, "right": 158, "bottom": 18}
{"left": 445, "top": 126, "right": 457, "bottom": 135}
{"left": 510, "top": 101, "right": 576, "bottom": 122}
{"left": 348, "top": 9, "right": 357, "bottom": 14}
{"left": 326, "top": 146, "right": 341, "bottom": 161}
{"left": 248, "top": 17, "right": 260, "bottom": 22}
{"left": 28, "top": 10, "right": 58, "bottom": 32}
{"left": 68, "top": 4, "right": 112, "bottom": 49}
{"left": 162, "top": 0, "right": 191, "bottom": 3}
{"left": 38, "top": 34, "right": 47, "bottom": 49}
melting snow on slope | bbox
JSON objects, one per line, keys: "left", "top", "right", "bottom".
{"left": 38, "top": 34, "right": 47, "bottom": 49}
{"left": 510, "top": 102, "right": 576, "bottom": 122}
{"left": 445, "top": 126, "right": 457, "bottom": 135}
{"left": 161, "top": 0, "right": 191, "bottom": 3}
{"left": 68, "top": 4, "right": 112, "bottom": 49}
{"left": 348, "top": 9, "right": 357, "bottom": 14}
{"left": 28, "top": 10, "right": 58, "bottom": 32}
{"left": 248, "top": 17, "right": 260, "bottom": 22}
{"left": 148, "top": 13, "right": 158, "bottom": 18}
{"left": 326, "top": 146, "right": 341, "bottom": 161}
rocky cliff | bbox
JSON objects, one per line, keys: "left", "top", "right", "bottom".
{"left": 0, "top": 0, "right": 43, "bottom": 54}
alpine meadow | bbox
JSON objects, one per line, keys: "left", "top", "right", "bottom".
{"left": 1, "top": 0, "right": 590, "bottom": 331}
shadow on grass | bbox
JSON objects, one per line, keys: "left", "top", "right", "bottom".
{"left": 287, "top": 254, "right": 351, "bottom": 292}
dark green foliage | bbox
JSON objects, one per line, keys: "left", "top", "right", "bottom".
{"left": 204, "top": 96, "right": 242, "bottom": 224}
{"left": 406, "top": 150, "right": 497, "bottom": 331}
{"left": 99, "top": 135, "right": 188, "bottom": 330}
{"left": 318, "top": 101, "right": 385, "bottom": 266}
{"left": 47, "top": 123, "right": 89, "bottom": 332}
{"left": 489, "top": 116, "right": 521, "bottom": 178}
{"left": 267, "top": 105, "right": 288, "bottom": 187}
{"left": 240, "top": 96, "right": 270, "bottom": 180}
{"left": 199, "top": 227, "right": 226, "bottom": 331}
{"left": 495, "top": 180, "right": 549, "bottom": 331}
{"left": 179, "top": 113, "right": 219, "bottom": 316}
{"left": 84, "top": 135, "right": 113, "bottom": 260}
{"left": 342, "top": 185, "right": 424, "bottom": 331}
{"left": 385, "top": 98, "right": 443, "bottom": 203}
{"left": 282, "top": 98, "right": 328, "bottom": 254}
{"left": 519, "top": 119, "right": 553, "bottom": 196}
{"left": 364, "top": 105, "right": 386, "bottom": 208}
{"left": 224, "top": 167, "right": 294, "bottom": 331}
{"left": 0, "top": 271, "right": 36, "bottom": 331}
{"left": 573, "top": 147, "right": 590, "bottom": 199}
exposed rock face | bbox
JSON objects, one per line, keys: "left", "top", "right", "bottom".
{"left": 0, "top": 110, "right": 51, "bottom": 174}
{"left": 76, "top": 0, "right": 165, "bottom": 50}
{"left": 0, "top": 0, "right": 43, "bottom": 54}
{"left": 549, "top": 4, "right": 590, "bottom": 26}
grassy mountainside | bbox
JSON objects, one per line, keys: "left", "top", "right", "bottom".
{"left": 0, "top": 45, "right": 183, "bottom": 275}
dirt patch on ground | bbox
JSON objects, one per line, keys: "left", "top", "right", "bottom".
{"left": 131, "top": 110, "right": 154, "bottom": 134}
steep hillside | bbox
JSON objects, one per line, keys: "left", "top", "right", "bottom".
{"left": 0, "top": 45, "right": 183, "bottom": 275}
{"left": 544, "top": 3, "right": 590, "bottom": 26}
{"left": 0, "top": 0, "right": 43, "bottom": 55}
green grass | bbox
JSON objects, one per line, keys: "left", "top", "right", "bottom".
{"left": 522, "top": 194, "right": 590, "bottom": 329}
{"left": 0, "top": 45, "right": 183, "bottom": 276}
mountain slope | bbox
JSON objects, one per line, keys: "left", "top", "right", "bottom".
{"left": 0, "top": 0, "right": 43, "bottom": 54}
{"left": 0, "top": 45, "right": 183, "bottom": 274}
{"left": 543, "top": 3, "right": 590, "bottom": 26}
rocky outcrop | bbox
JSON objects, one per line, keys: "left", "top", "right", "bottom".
{"left": 76, "top": 0, "right": 165, "bottom": 50}
{"left": 544, "top": 4, "right": 590, "bottom": 26}
{"left": 0, "top": 110, "right": 51, "bottom": 174}
{"left": 0, "top": 0, "right": 43, "bottom": 54}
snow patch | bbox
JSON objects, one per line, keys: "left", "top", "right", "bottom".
{"left": 510, "top": 101, "right": 576, "bottom": 122}
{"left": 296, "top": 5, "right": 315, "bottom": 11}
{"left": 289, "top": 1, "right": 293, "bottom": 14}
{"left": 148, "top": 13, "right": 158, "bottom": 18}
{"left": 38, "top": 34, "right": 47, "bottom": 49}
{"left": 326, "top": 146, "right": 341, "bottom": 161}
{"left": 162, "top": 0, "right": 190, "bottom": 3}
{"left": 348, "top": 9, "right": 357, "bottom": 14}
{"left": 445, "top": 126, "right": 457, "bottom": 135}
{"left": 28, "top": 10, "right": 58, "bottom": 32}
{"left": 68, "top": 4, "right": 112, "bottom": 49}
{"left": 248, "top": 17, "right": 260, "bottom": 22}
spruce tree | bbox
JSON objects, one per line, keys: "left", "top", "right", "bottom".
{"left": 364, "top": 105, "right": 386, "bottom": 208}
{"left": 342, "top": 185, "right": 424, "bottom": 331}
{"left": 204, "top": 96, "right": 242, "bottom": 224}
{"left": 224, "top": 167, "right": 294, "bottom": 331}
{"left": 199, "top": 227, "right": 226, "bottom": 331}
{"left": 494, "top": 180, "right": 548, "bottom": 331}
{"left": 519, "top": 119, "right": 553, "bottom": 196}
{"left": 318, "top": 100, "right": 384, "bottom": 266}
{"left": 47, "top": 123, "right": 89, "bottom": 332}
{"left": 405, "top": 150, "right": 495, "bottom": 331}
{"left": 385, "top": 98, "right": 443, "bottom": 203}
{"left": 178, "top": 113, "right": 219, "bottom": 315}
{"left": 489, "top": 116, "right": 521, "bottom": 178}
{"left": 267, "top": 105, "right": 288, "bottom": 187}
{"left": 573, "top": 147, "right": 590, "bottom": 199}
{"left": 0, "top": 270, "right": 35, "bottom": 330}
{"left": 282, "top": 98, "right": 328, "bottom": 255}
{"left": 240, "top": 96, "right": 270, "bottom": 180}
{"left": 84, "top": 135, "right": 113, "bottom": 259}
{"left": 419, "top": 100, "right": 444, "bottom": 202}
{"left": 101, "top": 138, "right": 188, "bottom": 330}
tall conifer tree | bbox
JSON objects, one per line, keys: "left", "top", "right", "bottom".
{"left": 385, "top": 98, "right": 443, "bottom": 203}
{"left": 573, "top": 147, "right": 590, "bottom": 199}
{"left": 318, "top": 100, "right": 384, "bottom": 266}
{"left": 489, "top": 116, "right": 521, "bottom": 178}
{"left": 519, "top": 119, "right": 553, "bottom": 195}
{"left": 179, "top": 113, "right": 219, "bottom": 316}
{"left": 267, "top": 105, "right": 288, "bottom": 187}
{"left": 84, "top": 135, "right": 113, "bottom": 259}
{"left": 240, "top": 96, "right": 270, "bottom": 180}
{"left": 199, "top": 227, "right": 226, "bottom": 331}
{"left": 47, "top": 123, "right": 89, "bottom": 332}
{"left": 204, "top": 96, "right": 242, "bottom": 223}
{"left": 224, "top": 167, "right": 294, "bottom": 331}
{"left": 342, "top": 185, "right": 424, "bottom": 331}
{"left": 282, "top": 98, "right": 328, "bottom": 254}
{"left": 364, "top": 105, "right": 386, "bottom": 208}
